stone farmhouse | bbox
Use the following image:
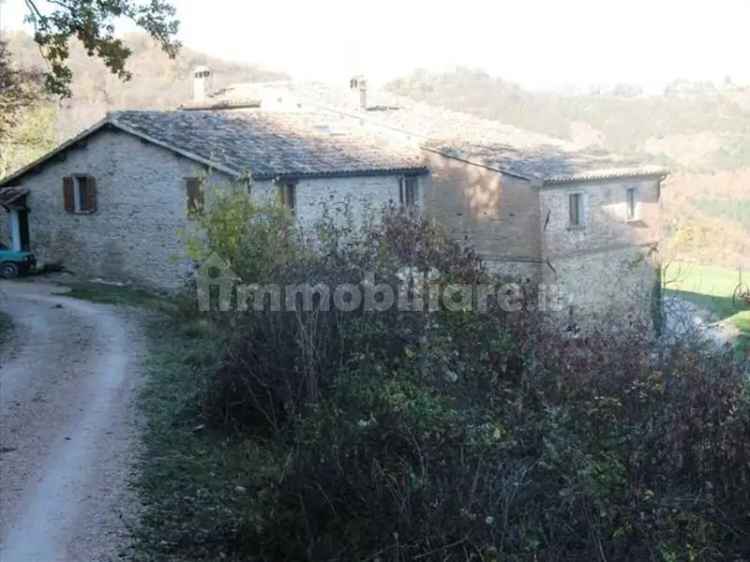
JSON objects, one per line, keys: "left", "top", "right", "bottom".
{"left": 0, "top": 68, "right": 668, "bottom": 326}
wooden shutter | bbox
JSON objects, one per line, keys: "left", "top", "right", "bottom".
{"left": 83, "top": 176, "right": 97, "bottom": 212}
{"left": 63, "top": 177, "right": 75, "bottom": 212}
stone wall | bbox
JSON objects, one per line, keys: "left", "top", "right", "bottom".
{"left": 545, "top": 244, "right": 661, "bottom": 329}
{"left": 539, "top": 177, "right": 663, "bottom": 327}
{"left": 540, "top": 178, "right": 661, "bottom": 258}
{"left": 424, "top": 152, "right": 542, "bottom": 279}
{"left": 252, "top": 174, "right": 414, "bottom": 230}
{"left": 2, "top": 130, "right": 219, "bottom": 289}
{"left": 0, "top": 121, "right": 664, "bottom": 324}
{"left": 1, "top": 129, "right": 417, "bottom": 290}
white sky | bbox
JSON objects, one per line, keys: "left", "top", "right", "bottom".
{"left": 2, "top": 0, "right": 749, "bottom": 92}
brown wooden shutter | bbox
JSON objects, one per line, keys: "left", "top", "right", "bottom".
{"left": 84, "top": 176, "right": 97, "bottom": 212}
{"left": 63, "top": 177, "right": 75, "bottom": 212}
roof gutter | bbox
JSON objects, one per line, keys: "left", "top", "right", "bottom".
{"left": 538, "top": 169, "right": 670, "bottom": 187}
{"left": 258, "top": 166, "right": 430, "bottom": 182}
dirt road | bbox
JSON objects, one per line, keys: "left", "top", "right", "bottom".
{"left": 0, "top": 281, "right": 144, "bottom": 562}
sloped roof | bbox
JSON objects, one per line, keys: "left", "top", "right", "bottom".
{"left": 285, "top": 82, "right": 669, "bottom": 184}
{"left": 0, "top": 187, "right": 29, "bottom": 208}
{"left": 0, "top": 109, "right": 428, "bottom": 187}
{"left": 111, "top": 111, "right": 427, "bottom": 180}
{"left": 424, "top": 141, "right": 668, "bottom": 184}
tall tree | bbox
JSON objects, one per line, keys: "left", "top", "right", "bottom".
{"left": 0, "top": 38, "right": 40, "bottom": 138}
{"left": 22, "top": 0, "right": 180, "bottom": 96}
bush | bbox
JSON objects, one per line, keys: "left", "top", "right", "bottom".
{"left": 186, "top": 195, "right": 750, "bottom": 561}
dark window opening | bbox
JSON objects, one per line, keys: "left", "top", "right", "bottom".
{"left": 569, "top": 193, "right": 583, "bottom": 227}
{"left": 186, "top": 178, "right": 204, "bottom": 214}
{"left": 279, "top": 182, "right": 297, "bottom": 214}
{"left": 18, "top": 210, "right": 30, "bottom": 251}
{"left": 626, "top": 188, "right": 638, "bottom": 220}
{"left": 399, "top": 177, "right": 418, "bottom": 209}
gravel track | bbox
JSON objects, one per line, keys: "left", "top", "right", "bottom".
{"left": 0, "top": 281, "right": 145, "bottom": 562}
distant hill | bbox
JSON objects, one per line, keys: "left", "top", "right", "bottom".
{"left": 387, "top": 67, "right": 750, "bottom": 173}
{"left": 7, "top": 32, "right": 288, "bottom": 139}
{"left": 388, "top": 67, "right": 750, "bottom": 267}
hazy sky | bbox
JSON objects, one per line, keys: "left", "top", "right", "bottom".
{"left": 2, "top": 0, "right": 749, "bottom": 91}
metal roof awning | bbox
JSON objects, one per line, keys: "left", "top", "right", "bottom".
{"left": 0, "top": 187, "right": 30, "bottom": 210}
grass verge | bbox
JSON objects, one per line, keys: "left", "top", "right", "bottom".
{"left": 61, "top": 283, "right": 257, "bottom": 559}
{"left": 130, "top": 314, "right": 260, "bottom": 562}
{"left": 64, "top": 282, "right": 172, "bottom": 311}
{"left": 665, "top": 261, "right": 750, "bottom": 355}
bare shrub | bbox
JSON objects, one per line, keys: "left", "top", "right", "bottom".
{"left": 189, "top": 195, "right": 750, "bottom": 561}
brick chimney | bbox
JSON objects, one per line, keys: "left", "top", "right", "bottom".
{"left": 193, "top": 66, "right": 213, "bottom": 103}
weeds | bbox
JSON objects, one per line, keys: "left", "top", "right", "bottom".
{"left": 64, "top": 282, "right": 169, "bottom": 309}
{"left": 132, "top": 195, "right": 750, "bottom": 561}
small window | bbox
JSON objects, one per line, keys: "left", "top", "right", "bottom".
{"left": 569, "top": 192, "right": 583, "bottom": 227}
{"left": 63, "top": 176, "right": 97, "bottom": 214}
{"left": 399, "top": 176, "right": 419, "bottom": 209}
{"left": 626, "top": 187, "right": 638, "bottom": 221}
{"left": 279, "top": 182, "right": 297, "bottom": 214}
{"left": 186, "top": 178, "right": 204, "bottom": 214}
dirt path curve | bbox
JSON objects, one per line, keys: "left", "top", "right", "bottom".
{"left": 0, "top": 281, "right": 145, "bottom": 562}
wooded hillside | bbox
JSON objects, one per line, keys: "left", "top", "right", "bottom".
{"left": 1, "top": 32, "right": 287, "bottom": 176}
{"left": 388, "top": 68, "right": 750, "bottom": 267}
{"left": 388, "top": 67, "right": 750, "bottom": 173}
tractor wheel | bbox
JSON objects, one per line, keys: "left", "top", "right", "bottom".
{"left": 0, "top": 262, "right": 19, "bottom": 279}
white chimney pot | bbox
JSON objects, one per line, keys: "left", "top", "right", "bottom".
{"left": 193, "top": 66, "right": 213, "bottom": 103}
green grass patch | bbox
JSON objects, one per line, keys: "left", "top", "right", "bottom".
{"left": 130, "top": 315, "right": 263, "bottom": 562}
{"left": 664, "top": 261, "right": 750, "bottom": 354}
{"left": 64, "top": 282, "right": 168, "bottom": 309}
{"left": 62, "top": 283, "right": 253, "bottom": 559}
